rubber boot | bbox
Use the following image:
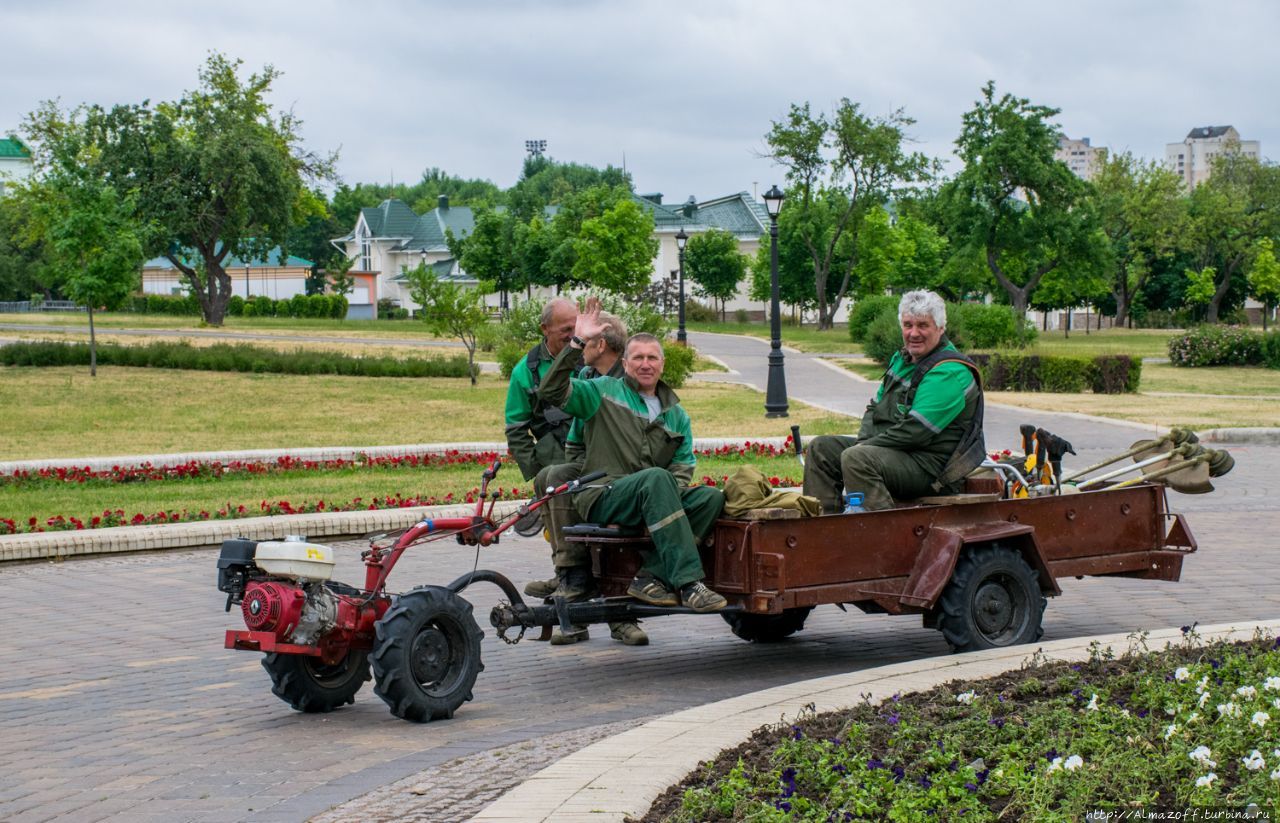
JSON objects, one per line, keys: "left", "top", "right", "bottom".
{"left": 550, "top": 565, "right": 594, "bottom": 645}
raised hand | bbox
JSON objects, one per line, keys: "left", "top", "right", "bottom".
{"left": 575, "top": 296, "right": 605, "bottom": 341}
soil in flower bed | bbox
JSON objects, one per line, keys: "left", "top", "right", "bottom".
{"left": 638, "top": 633, "right": 1280, "bottom": 821}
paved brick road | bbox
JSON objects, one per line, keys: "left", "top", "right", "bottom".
{"left": 1, "top": 330, "right": 1276, "bottom": 822}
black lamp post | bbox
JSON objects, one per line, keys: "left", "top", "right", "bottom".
{"left": 763, "top": 185, "right": 788, "bottom": 418}
{"left": 675, "top": 228, "right": 688, "bottom": 346}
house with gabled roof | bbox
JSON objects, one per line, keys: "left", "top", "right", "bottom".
{"left": 0, "top": 134, "right": 33, "bottom": 198}
{"left": 332, "top": 189, "right": 768, "bottom": 311}
{"left": 141, "top": 248, "right": 315, "bottom": 298}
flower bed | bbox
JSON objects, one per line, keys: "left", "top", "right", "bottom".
{"left": 645, "top": 628, "right": 1280, "bottom": 821}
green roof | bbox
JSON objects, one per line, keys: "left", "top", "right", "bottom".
{"left": 633, "top": 191, "right": 767, "bottom": 236}
{"left": 0, "top": 136, "right": 30, "bottom": 159}
{"left": 390, "top": 257, "right": 475, "bottom": 282}
{"left": 143, "top": 247, "right": 313, "bottom": 269}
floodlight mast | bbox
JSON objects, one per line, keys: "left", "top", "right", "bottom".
{"left": 525, "top": 139, "right": 547, "bottom": 157}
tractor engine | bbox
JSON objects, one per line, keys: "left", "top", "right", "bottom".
{"left": 217, "top": 537, "right": 343, "bottom": 646}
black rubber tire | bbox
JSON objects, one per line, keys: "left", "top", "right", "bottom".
{"left": 261, "top": 650, "right": 371, "bottom": 713}
{"left": 721, "top": 606, "right": 814, "bottom": 643}
{"left": 936, "top": 544, "right": 1046, "bottom": 653}
{"left": 371, "top": 586, "right": 484, "bottom": 722}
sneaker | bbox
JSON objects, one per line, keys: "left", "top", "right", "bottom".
{"left": 626, "top": 574, "right": 679, "bottom": 607}
{"left": 609, "top": 621, "right": 649, "bottom": 646}
{"left": 549, "top": 624, "right": 589, "bottom": 645}
{"left": 680, "top": 581, "right": 727, "bottom": 613}
{"left": 523, "top": 576, "right": 558, "bottom": 599}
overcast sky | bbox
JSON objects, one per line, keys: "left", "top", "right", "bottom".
{"left": 3, "top": 0, "right": 1276, "bottom": 206}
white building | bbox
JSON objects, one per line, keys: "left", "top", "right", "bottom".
{"left": 1055, "top": 135, "right": 1106, "bottom": 181}
{"left": 1166, "top": 126, "right": 1261, "bottom": 188}
{"left": 0, "top": 134, "right": 33, "bottom": 197}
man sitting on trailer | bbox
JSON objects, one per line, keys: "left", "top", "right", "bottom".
{"left": 537, "top": 299, "right": 728, "bottom": 613}
{"left": 803, "top": 289, "right": 985, "bottom": 512}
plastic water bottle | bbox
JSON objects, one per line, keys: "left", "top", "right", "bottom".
{"left": 842, "top": 492, "right": 866, "bottom": 514}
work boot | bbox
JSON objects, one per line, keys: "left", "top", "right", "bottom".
{"left": 679, "top": 581, "right": 727, "bottom": 613}
{"left": 553, "top": 565, "right": 597, "bottom": 602}
{"left": 523, "top": 576, "right": 558, "bottom": 599}
{"left": 609, "top": 621, "right": 649, "bottom": 646}
{"left": 550, "top": 624, "right": 590, "bottom": 645}
{"left": 626, "top": 573, "right": 679, "bottom": 607}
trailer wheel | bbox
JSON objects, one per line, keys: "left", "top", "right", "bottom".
{"left": 261, "top": 650, "right": 371, "bottom": 713}
{"left": 372, "top": 586, "right": 484, "bottom": 722}
{"left": 937, "top": 544, "right": 1045, "bottom": 653}
{"left": 721, "top": 607, "right": 814, "bottom": 643}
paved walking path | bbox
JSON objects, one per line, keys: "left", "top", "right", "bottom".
{"left": 0, "top": 329, "right": 1277, "bottom": 822}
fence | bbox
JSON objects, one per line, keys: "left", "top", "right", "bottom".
{"left": 0, "top": 301, "right": 85, "bottom": 313}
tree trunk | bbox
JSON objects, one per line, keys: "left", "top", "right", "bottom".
{"left": 1114, "top": 293, "right": 1130, "bottom": 328}
{"left": 1064, "top": 308, "right": 1071, "bottom": 339}
{"left": 1205, "top": 260, "right": 1239, "bottom": 324}
{"left": 88, "top": 304, "right": 97, "bottom": 378}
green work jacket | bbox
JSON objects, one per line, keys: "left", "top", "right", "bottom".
{"left": 857, "top": 338, "right": 981, "bottom": 479}
{"left": 503, "top": 341, "right": 576, "bottom": 481}
{"left": 564, "top": 356, "right": 626, "bottom": 464}
{"left": 538, "top": 345, "right": 696, "bottom": 514}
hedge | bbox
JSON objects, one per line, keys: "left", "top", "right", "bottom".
{"left": 130, "top": 292, "right": 350, "bottom": 319}
{"left": 0, "top": 340, "right": 469, "bottom": 378}
{"left": 1167, "top": 325, "right": 1264, "bottom": 367}
{"left": 969, "top": 353, "right": 1140, "bottom": 394}
{"left": 1264, "top": 330, "right": 1280, "bottom": 370}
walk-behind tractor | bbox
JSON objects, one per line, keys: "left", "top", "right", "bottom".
{"left": 216, "top": 428, "right": 1234, "bottom": 723}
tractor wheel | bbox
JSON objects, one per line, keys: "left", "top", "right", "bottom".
{"left": 936, "top": 544, "right": 1045, "bottom": 653}
{"left": 261, "top": 650, "right": 371, "bottom": 713}
{"left": 371, "top": 586, "right": 484, "bottom": 722}
{"left": 721, "top": 606, "right": 814, "bottom": 643}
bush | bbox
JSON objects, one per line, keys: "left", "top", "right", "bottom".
{"left": 949, "top": 302, "right": 1036, "bottom": 350}
{"left": 661, "top": 341, "right": 696, "bottom": 389}
{"left": 1263, "top": 330, "right": 1280, "bottom": 370}
{"left": 847, "top": 294, "right": 899, "bottom": 343}
{"left": 0, "top": 340, "right": 470, "bottom": 378}
{"left": 863, "top": 310, "right": 905, "bottom": 365}
{"left": 971, "top": 353, "right": 1141, "bottom": 393}
{"left": 329, "top": 294, "right": 349, "bottom": 319}
{"left": 1167, "top": 325, "right": 1263, "bottom": 367}
{"left": 377, "top": 298, "right": 410, "bottom": 320}
{"left": 496, "top": 340, "right": 527, "bottom": 380}
{"left": 734, "top": 308, "right": 750, "bottom": 323}
{"left": 226, "top": 295, "right": 245, "bottom": 317}
{"left": 682, "top": 299, "right": 717, "bottom": 323}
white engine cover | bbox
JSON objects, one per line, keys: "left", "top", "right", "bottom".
{"left": 254, "top": 539, "right": 335, "bottom": 581}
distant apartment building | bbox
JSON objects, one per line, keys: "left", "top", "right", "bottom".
{"left": 1165, "top": 126, "right": 1261, "bottom": 187}
{"left": 0, "top": 134, "right": 33, "bottom": 197}
{"left": 1055, "top": 135, "right": 1106, "bottom": 180}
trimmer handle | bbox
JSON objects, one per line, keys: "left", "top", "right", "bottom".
{"left": 790, "top": 425, "right": 803, "bottom": 457}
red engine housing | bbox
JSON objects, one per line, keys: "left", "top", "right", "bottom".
{"left": 241, "top": 581, "right": 307, "bottom": 640}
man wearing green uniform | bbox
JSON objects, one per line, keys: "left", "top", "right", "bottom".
{"left": 538, "top": 300, "right": 727, "bottom": 612}
{"left": 504, "top": 298, "right": 579, "bottom": 483}
{"left": 803, "top": 290, "right": 985, "bottom": 513}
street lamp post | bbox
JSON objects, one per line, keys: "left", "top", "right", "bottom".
{"left": 244, "top": 263, "right": 250, "bottom": 299}
{"left": 675, "top": 228, "right": 688, "bottom": 346}
{"left": 763, "top": 185, "right": 788, "bottom": 418}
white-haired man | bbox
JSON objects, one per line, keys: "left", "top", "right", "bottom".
{"left": 803, "top": 289, "right": 986, "bottom": 512}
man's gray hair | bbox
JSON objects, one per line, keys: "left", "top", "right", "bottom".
{"left": 624, "top": 332, "right": 665, "bottom": 358}
{"left": 898, "top": 290, "right": 946, "bottom": 329}
{"left": 540, "top": 297, "right": 577, "bottom": 327}
{"left": 598, "top": 311, "right": 627, "bottom": 354}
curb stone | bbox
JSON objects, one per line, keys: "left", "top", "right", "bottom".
{"left": 470, "top": 619, "right": 1280, "bottom": 823}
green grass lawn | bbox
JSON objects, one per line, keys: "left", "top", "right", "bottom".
{"left": 0, "top": 367, "right": 852, "bottom": 461}
{"left": 991, "top": 327, "right": 1179, "bottom": 359}
{"left": 0, "top": 311, "right": 451, "bottom": 339}
{"left": 686, "top": 320, "right": 864, "bottom": 354}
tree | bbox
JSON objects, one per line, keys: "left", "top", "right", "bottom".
{"left": 16, "top": 129, "right": 145, "bottom": 376}
{"left": 25, "top": 54, "right": 334, "bottom": 326}
{"left": 748, "top": 202, "right": 817, "bottom": 319}
{"left": 453, "top": 206, "right": 519, "bottom": 309}
{"left": 405, "top": 263, "right": 489, "bottom": 386}
{"left": 1184, "top": 266, "right": 1217, "bottom": 321}
{"left": 570, "top": 198, "right": 657, "bottom": 295}
{"left": 0, "top": 196, "right": 54, "bottom": 301}
{"left": 1091, "top": 152, "right": 1186, "bottom": 325}
{"left": 941, "top": 82, "right": 1099, "bottom": 316}
{"left": 762, "top": 101, "right": 933, "bottom": 328}
{"left": 1248, "top": 238, "right": 1280, "bottom": 331}
{"left": 683, "top": 229, "right": 745, "bottom": 320}
{"left": 1183, "top": 152, "right": 1280, "bottom": 322}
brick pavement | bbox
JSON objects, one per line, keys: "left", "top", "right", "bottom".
{"left": 1, "top": 330, "right": 1277, "bottom": 822}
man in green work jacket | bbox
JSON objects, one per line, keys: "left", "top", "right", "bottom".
{"left": 538, "top": 299, "right": 727, "bottom": 612}
{"left": 504, "top": 297, "right": 580, "bottom": 483}
{"left": 803, "top": 289, "right": 985, "bottom": 513}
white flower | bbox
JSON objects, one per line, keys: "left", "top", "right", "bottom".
{"left": 1264, "top": 676, "right": 1280, "bottom": 691}
{"left": 1217, "top": 702, "right": 1240, "bottom": 718}
{"left": 956, "top": 690, "right": 976, "bottom": 705}
{"left": 1196, "top": 772, "right": 1217, "bottom": 788}
{"left": 1086, "top": 694, "right": 1100, "bottom": 711}
{"left": 1274, "top": 698, "right": 1280, "bottom": 710}
{"left": 1272, "top": 767, "right": 1280, "bottom": 781}
{"left": 1063, "top": 755, "right": 1084, "bottom": 771}
{"left": 1164, "top": 723, "right": 1179, "bottom": 740}
{"left": 1186, "top": 712, "right": 1200, "bottom": 724}
{"left": 1196, "top": 676, "right": 1210, "bottom": 694}
{"left": 1175, "top": 667, "right": 1191, "bottom": 681}
{"left": 1237, "top": 685, "right": 1258, "bottom": 699}
{"left": 1189, "top": 746, "right": 1217, "bottom": 768}
{"left": 1252, "top": 711, "right": 1270, "bottom": 727}
{"left": 1047, "top": 756, "right": 1063, "bottom": 773}
{"left": 1242, "top": 750, "right": 1266, "bottom": 771}
{"left": 1199, "top": 692, "right": 1211, "bottom": 709}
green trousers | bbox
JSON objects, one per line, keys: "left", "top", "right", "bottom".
{"left": 802, "top": 435, "right": 940, "bottom": 513}
{"left": 586, "top": 467, "right": 725, "bottom": 590}
{"left": 535, "top": 463, "right": 590, "bottom": 568}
